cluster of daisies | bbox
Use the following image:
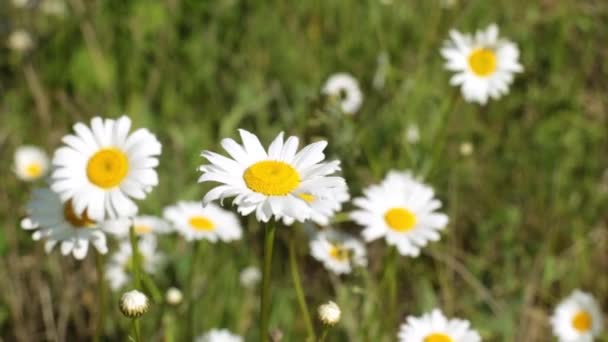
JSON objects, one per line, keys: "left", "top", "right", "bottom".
{"left": 12, "top": 23, "right": 605, "bottom": 342}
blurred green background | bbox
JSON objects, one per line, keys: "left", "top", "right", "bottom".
{"left": 1, "top": 0, "right": 607, "bottom": 341}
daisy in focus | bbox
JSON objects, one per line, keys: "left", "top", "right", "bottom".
{"left": 164, "top": 201, "right": 242, "bottom": 242}
{"left": 198, "top": 129, "right": 346, "bottom": 224}
{"left": 310, "top": 229, "right": 367, "bottom": 275}
{"left": 351, "top": 170, "right": 448, "bottom": 257}
{"left": 14, "top": 146, "right": 49, "bottom": 181}
{"left": 441, "top": 23, "right": 523, "bottom": 105}
{"left": 21, "top": 188, "right": 129, "bottom": 259}
{"left": 322, "top": 73, "right": 363, "bottom": 114}
{"left": 550, "top": 289, "right": 603, "bottom": 342}
{"left": 51, "top": 115, "right": 161, "bottom": 221}
{"left": 195, "top": 329, "right": 243, "bottom": 342}
{"left": 398, "top": 308, "right": 481, "bottom": 342}
{"left": 106, "top": 238, "right": 164, "bottom": 290}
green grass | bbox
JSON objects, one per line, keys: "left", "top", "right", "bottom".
{"left": 1, "top": 0, "right": 607, "bottom": 340}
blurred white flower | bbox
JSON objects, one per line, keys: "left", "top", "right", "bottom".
{"left": 195, "top": 329, "right": 243, "bottom": 342}
{"left": 164, "top": 201, "right": 242, "bottom": 242}
{"left": 165, "top": 287, "right": 183, "bottom": 305}
{"left": 459, "top": 141, "right": 474, "bottom": 156}
{"left": 318, "top": 301, "right": 341, "bottom": 326}
{"left": 405, "top": 124, "right": 420, "bottom": 144}
{"left": 398, "top": 308, "right": 481, "bottom": 342}
{"left": 551, "top": 290, "right": 603, "bottom": 342}
{"left": 8, "top": 30, "right": 34, "bottom": 52}
{"left": 310, "top": 229, "right": 367, "bottom": 275}
{"left": 119, "top": 290, "right": 149, "bottom": 318}
{"left": 322, "top": 73, "right": 363, "bottom": 114}
{"left": 11, "top": 0, "right": 30, "bottom": 8}
{"left": 106, "top": 238, "right": 164, "bottom": 290}
{"left": 105, "top": 215, "right": 172, "bottom": 238}
{"left": 239, "top": 266, "right": 261, "bottom": 289}
{"left": 14, "top": 146, "right": 49, "bottom": 181}
{"left": 40, "top": 0, "right": 67, "bottom": 16}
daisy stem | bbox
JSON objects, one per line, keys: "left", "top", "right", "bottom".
{"left": 93, "top": 251, "right": 106, "bottom": 342}
{"left": 260, "top": 222, "right": 276, "bottom": 342}
{"left": 288, "top": 232, "right": 316, "bottom": 340}
{"left": 386, "top": 246, "right": 398, "bottom": 331}
{"left": 319, "top": 327, "right": 329, "bottom": 342}
{"left": 188, "top": 240, "right": 204, "bottom": 339}
{"left": 131, "top": 318, "right": 142, "bottom": 342}
{"left": 129, "top": 225, "right": 142, "bottom": 289}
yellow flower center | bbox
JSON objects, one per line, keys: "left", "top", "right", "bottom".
{"left": 134, "top": 225, "right": 152, "bottom": 234}
{"left": 424, "top": 333, "right": 453, "bottom": 342}
{"left": 63, "top": 200, "right": 96, "bottom": 228}
{"left": 25, "top": 163, "right": 43, "bottom": 178}
{"left": 384, "top": 207, "right": 417, "bottom": 232}
{"left": 329, "top": 244, "right": 350, "bottom": 261}
{"left": 468, "top": 48, "right": 497, "bottom": 77}
{"left": 243, "top": 160, "right": 300, "bottom": 196}
{"left": 299, "top": 193, "right": 316, "bottom": 203}
{"left": 188, "top": 216, "right": 215, "bottom": 231}
{"left": 572, "top": 310, "right": 592, "bottom": 332}
{"left": 86, "top": 148, "right": 129, "bottom": 189}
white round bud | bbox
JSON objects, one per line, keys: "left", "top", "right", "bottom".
{"left": 119, "top": 290, "right": 149, "bottom": 318}
{"left": 459, "top": 141, "right": 474, "bottom": 156}
{"left": 318, "top": 301, "right": 341, "bottom": 326}
{"left": 165, "top": 287, "right": 183, "bottom": 305}
{"left": 239, "top": 266, "right": 261, "bottom": 289}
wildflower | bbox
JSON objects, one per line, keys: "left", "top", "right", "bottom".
{"left": 195, "top": 329, "right": 243, "bottom": 342}
{"left": 119, "top": 290, "right": 149, "bottom": 318}
{"left": 163, "top": 201, "right": 242, "bottom": 242}
{"left": 8, "top": 30, "right": 34, "bottom": 52}
{"left": 14, "top": 146, "right": 49, "bottom": 181}
{"left": 322, "top": 73, "right": 363, "bottom": 114}
{"left": 239, "top": 266, "right": 262, "bottom": 289}
{"left": 405, "top": 124, "right": 420, "bottom": 145}
{"left": 165, "top": 287, "right": 183, "bottom": 305}
{"left": 318, "top": 301, "right": 341, "bottom": 326}
{"left": 310, "top": 229, "right": 367, "bottom": 275}
{"left": 398, "top": 309, "right": 481, "bottom": 342}
{"left": 459, "top": 142, "right": 474, "bottom": 156}
{"left": 105, "top": 215, "right": 171, "bottom": 238}
{"left": 551, "top": 290, "right": 603, "bottom": 342}
{"left": 281, "top": 184, "right": 349, "bottom": 226}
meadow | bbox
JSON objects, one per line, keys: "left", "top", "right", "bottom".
{"left": 0, "top": 0, "right": 607, "bottom": 341}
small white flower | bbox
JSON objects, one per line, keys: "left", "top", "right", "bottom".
{"left": 165, "top": 287, "right": 183, "bottom": 305}
{"left": 318, "top": 301, "right": 341, "bottom": 326}
{"left": 441, "top": 23, "right": 523, "bottom": 105}
{"left": 195, "top": 329, "right": 243, "bottom": 342}
{"left": 239, "top": 266, "right": 261, "bottom": 289}
{"left": 40, "top": 0, "right": 67, "bottom": 16}
{"left": 51, "top": 115, "right": 161, "bottom": 221}
{"left": 322, "top": 73, "right": 363, "bottom": 114}
{"left": 398, "top": 308, "right": 481, "bottom": 342}
{"left": 14, "top": 146, "right": 49, "bottom": 181}
{"left": 310, "top": 229, "right": 367, "bottom": 275}
{"left": 106, "top": 238, "right": 164, "bottom": 290}
{"left": 551, "top": 290, "right": 603, "bottom": 342}
{"left": 459, "top": 142, "right": 474, "bottom": 156}
{"left": 119, "top": 290, "right": 149, "bottom": 318}
{"left": 405, "top": 124, "right": 420, "bottom": 144}
{"left": 104, "top": 215, "right": 171, "bottom": 238}
{"left": 164, "top": 201, "right": 242, "bottom": 242}
{"left": 351, "top": 170, "right": 448, "bottom": 257}
{"left": 198, "top": 130, "right": 346, "bottom": 224}
{"left": 22, "top": 188, "right": 129, "bottom": 259}
{"left": 8, "top": 30, "right": 34, "bottom": 52}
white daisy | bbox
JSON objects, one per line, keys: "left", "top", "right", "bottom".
{"left": 21, "top": 188, "right": 129, "bottom": 259}
{"left": 8, "top": 29, "right": 34, "bottom": 52}
{"left": 106, "top": 238, "right": 164, "bottom": 290}
{"left": 310, "top": 229, "right": 367, "bottom": 275}
{"left": 350, "top": 170, "right": 448, "bottom": 257}
{"left": 281, "top": 184, "right": 349, "bottom": 226}
{"left": 51, "top": 115, "right": 161, "bottom": 221}
{"left": 195, "top": 329, "right": 243, "bottom": 342}
{"left": 239, "top": 266, "right": 262, "bottom": 289}
{"left": 104, "top": 215, "right": 171, "bottom": 238}
{"left": 198, "top": 129, "right": 346, "bottom": 224}
{"left": 14, "top": 145, "right": 49, "bottom": 181}
{"left": 163, "top": 201, "right": 242, "bottom": 242}
{"left": 322, "top": 73, "right": 363, "bottom": 114}
{"left": 440, "top": 23, "right": 523, "bottom": 105}
{"left": 398, "top": 308, "right": 481, "bottom": 342}
{"left": 551, "top": 290, "right": 603, "bottom": 342}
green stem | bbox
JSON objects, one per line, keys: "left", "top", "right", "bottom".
{"left": 129, "top": 225, "right": 142, "bottom": 289}
{"left": 188, "top": 241, "right": 204, "bottom": 340}
{"left": 382, "top": 246, "right": 398, "bottom": 332}
{"left": 288, "top": 232, "right": 316, "bottom": 340}
{"left": 132, "top": 318, "right": 141, "bottom": 342}
{"left": 93, "top": 251, "right": 106, "bottom": 342}
{"left": 260, "top": 222, "right": 276, "bottom": 342}
{"left": 318, "top": 327, "right": 329, "bottom": 342}
{"left": 142, "top": 273, "right": 162, "bottom": 303}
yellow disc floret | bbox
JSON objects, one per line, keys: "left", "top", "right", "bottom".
{"left": 384, "top": 207, "right": 417, "bottom": 232}
{"left": 189, "top": 216, "right": 215, "bottom": 231}
{"left": 572, "top": 310, "right": 592, "bottom": 332}
{"left": 25, "top": 163, "right": 43, "bottom": 178}
{"left": 86, "top": 148, "right": 129, "bottom": 189}
{"left": 243, "top": 160, "right": 300, "bottom": 196}
{"left": 468, "top": 48, "right": 497, "bottom": 77}
{"left": 424, "top": 333, "right": 453, "bottom": 342}
{"left": 329, "top": 244, "right": 350, "bottom": 261}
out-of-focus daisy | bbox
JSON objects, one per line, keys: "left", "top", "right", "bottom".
{"left": 405, "top": 124, "right": 420, "bottom": 145}
{"left": 40, "top": 0, "right": 67, "bottom": 16}
{"left": 351, "top": 170, "right": 448, "bottom": 257}
{"left": 199, "top": 130, "right": 346, "bottom": 224}
{"left": 105, "top": 215, "right": 171, "bottom": 238}
{"left": 310, "top": 229, "right": 367, "bottom": 275}
{"left": 51, "top": 115, "right": 161, "bottom": 221}
{"left": 21, "top": 188, "right": 129, "bottom": 259}
{"left": 322, "top": 73, "right": 363, "bottom": 115}
{"left": 281, "top": 184, "right": 349, "bottom": 226}
{"left": 8, "top": 30, "right": 34, "bottom": 52}
{"left": 164, "top": 201, "right": 242, "bottom": 242}
{"left": 551, "top": 290, "right": 603, "bottom": 342}
{"left": 398, "top": 309, "right": 481, "bottom": 342}
{"left": 195, "top": 329, "right": 243, "bottom": 342}
{"left": 441, "top": 23, "right": 523, "bottom": 105}
{"left": 14, "top": 146, "right": 49, "bottom": 181}
{"left": 459, "top": 141, "right": 474, "bottom": 156}
{"left": 12, "top": 0, "right": 29, "bottom": 8}
{"left": 106, "top": 238, "right": 164, "bottom": 290}
{"left": 239, "top": 266, "right": 261, "bottom": 289}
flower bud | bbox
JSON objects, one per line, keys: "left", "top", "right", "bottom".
{"left": 318, "top": 301, "right": 341, "bottom": 326}
{"left": 119, "top": 290, "right": 149, "bottom": 318}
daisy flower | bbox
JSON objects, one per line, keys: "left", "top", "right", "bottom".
{"left": 195, "top": 329, "right": 243, "bottom": 342}
{"left": 21, "top": 188, "right": 129, "bottom": 259}
{"left": 551, "top": 289, "right": 603, "bottom": 342}
{"left": 164, "top": 201, "right": 242, "bottom": 242}
{"left": 8, "top": 29, "right": 34, "bottom": 52}
{"left": 106, "top": 238, "right": 164, "bottom": 290}
{"left": 51, "top": 115, "right": 161, "bottom": 221}
{"left": 281, "top": 184, "right": 349, "bottom": 226}
{"left": 350, "top": 170, "right": 448, "bottom": 257}
{"left": 322, "top": 73, "right": 363, "bottom": 114}
{"left": 104, "top": 215, "right": 171, "bottom": 238}
{"left": 198, "top": 129, "right": 346, "bottom": 224}
{"left": 14, "top": 145, "right": 49, "bottom": 181}
{"left": 440, "top": 23, "right": 523, "bottom": 105}
{"left": 310, "top": 229, "right": 367, "bottom": 275}
{"left": 398, "top": 308, "right": 481, "bottom": 342}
